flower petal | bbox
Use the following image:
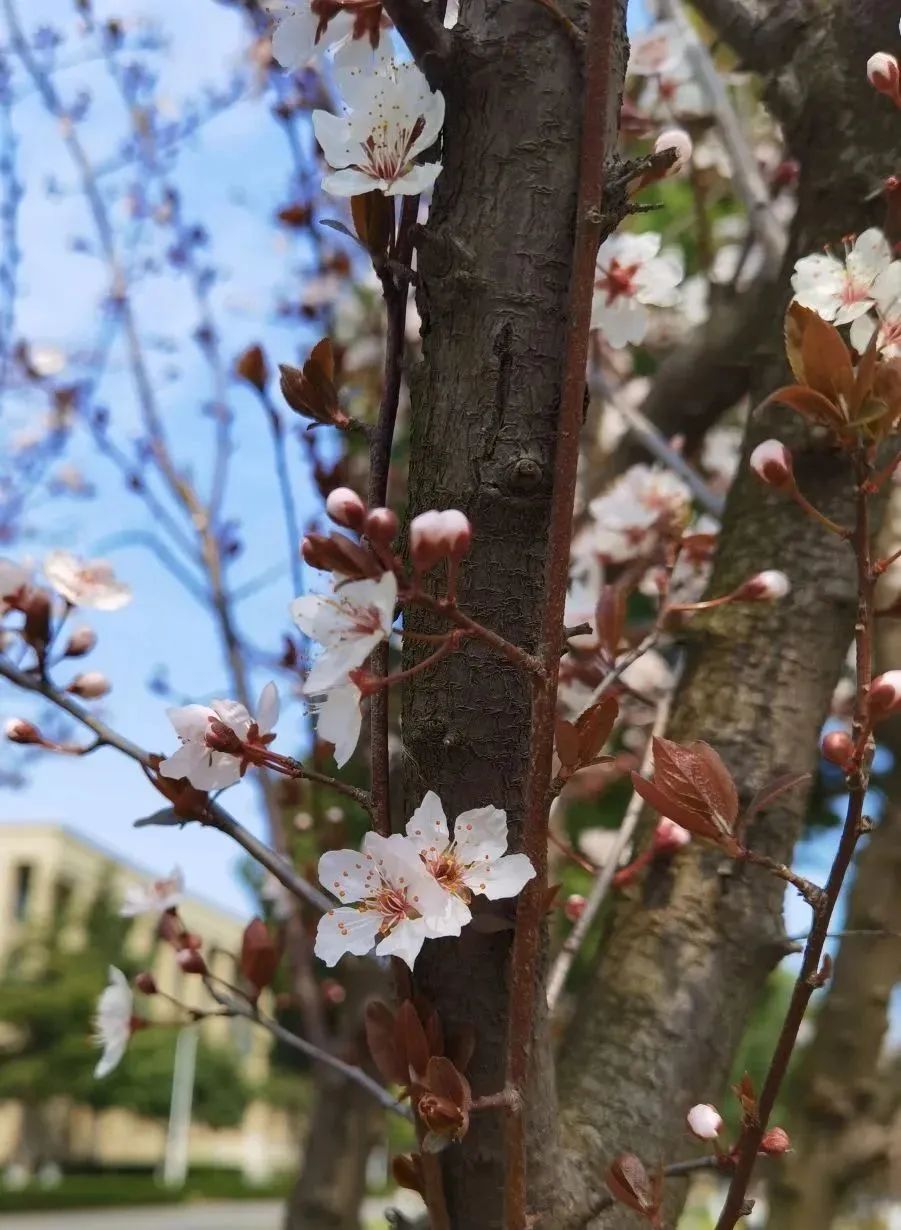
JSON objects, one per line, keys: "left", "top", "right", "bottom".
{"left": 462, "top": 853, "right": 536, "bottom": 900}
{"left": 375, "top": 917, "right": 428, "bottom": 969}
{"left": 256, "top": 681, "right": 280, "bottom": 735}
{"left": 318, "top": 847, "right": 379, "bottom": 903}
{"left": 315, "top": 908, "right": 382, "bottom": 965}
{"left": 406, "top": 790, "right": 450, "bottom": 854}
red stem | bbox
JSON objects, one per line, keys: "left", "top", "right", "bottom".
{"left": 503, "top": 1, "right": 619, "bottom": 1223}
{"left": 713, "top": 452, "right": 875, "bottom": 1229}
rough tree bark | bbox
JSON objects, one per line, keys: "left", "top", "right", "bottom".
{"left": 555, "top": 1, "right": 901, "bottom": 1225}
{"left": 766, "top": 491, "right": 901, "bottom": 1230}
{"left": 401, "top": 3, "right": 628, "bottom": 1226}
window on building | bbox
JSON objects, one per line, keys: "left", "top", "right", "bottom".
{"left": 53, "top": 878, "right": 73, "bottom": 921}
{"left": 12, "top": 863, "right": 33, "bottom": 921}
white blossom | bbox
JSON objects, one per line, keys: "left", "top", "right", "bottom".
{"left": 591, "top": 232, "right": 684, "bottom": 348}
{"left": 587, "top": 464, "right": 692, "bottom": 563}
{"left": 628, "top": 22, "right": 684, "bottom": 76}
{"left": 313, "top": 54, "right": 445, "bottom": 196}
{"left": 791, "top": 229, "right": 896, "bottom": 326}
{"left": 849, "top": 260, "right": 901, "bottom": 359}
{"left": 315, "top": 831, "right": 461, "bottom": 969}
{"left": 405, "top": 792, "right": 536, "bottom": 926}
{"left": 159, "top": 682, "right": 279, "bottom": 791}
{"left": 43, "top": 550, "right": 131, "bottom": 611}
{"left": 308, "top": 679, "right": 363, "bottom": 768}
{"left": 265, "top": 0, "right": 384, "bottom": 69}
{"left": 291, "top": 572, "right": 396, "bottom": 694}
{"left": 120, "top": 868, "right": 185, "bottom": 918}
{"left": 0, "top": 558, "right": 29, "bottom": 613}
{"left": 687, "top": 1103, "right": 723, "bottom": 1140}
{"left": 94, "top": 967, "right": 133, "bottom": 1078}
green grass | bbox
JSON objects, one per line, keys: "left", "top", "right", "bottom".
{"left": 0, "top": 1169, "right": 293, "bottom": 1212}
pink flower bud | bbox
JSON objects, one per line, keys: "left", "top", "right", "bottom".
{"left": 4, "top": 717, "right": 43, "bottom": 745}
{"left": 821, "top": 729, "right": 853, "bottom": 767}
{"left": 869, "top": 669, "right": 901, "bottom": 719}
{"left": 440, "top": 510, "right": 473, "bottom": 561}
{"left": 134, "top": 971, "right": 158, "bottom": 995}
{"left": 750, "top": 440, "right": 794, "bottom": 490}
{"left": 736, "top": 570, "right": 791, "bottom": 602}
{"left": 867, "top": 52, "right": 901, "bottom": 105}
{"left": 67, "top": 671, "right": 111, "bottom": 699}
{"left": 654, "top": 128, "right": 693, "bottom": 174}
{"left": 410, "top": 510, "right": 448, "bottom": 572}
{"left": 321, "top": 978, "right": 347, "bottom": 1005}
{"left": 63, "top": 625, "right": 97, "bottom": 658}
{"left": 325, "top": 487, "right": 367, "bottom": 531}
{"left": 760, "top": 1126, "right": 791, "bottom": 1155}
{"left": 176, "top": 948, "right": 208, "bottom": 975}
{"left": 686, "top": 1103, "right": 723, "bottom": 1140}
{"left": 365, "top": 507, "right": 399, "bottom": 546}
{"left": 564, "top": 893, "right": 586, "bottom": 922}
{"left": 653, "top": 818, "right": 691, "bottom": 855}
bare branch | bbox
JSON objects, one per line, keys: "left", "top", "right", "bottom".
{"left": 688, "top": 0, "right": 810, "bottom": 73}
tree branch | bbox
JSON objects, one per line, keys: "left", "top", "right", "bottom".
{"left": 381, "top": 0, "right": 453, "bottom": 85}
{"left": 688, "top": 0, "right": 810, "bottom": 73}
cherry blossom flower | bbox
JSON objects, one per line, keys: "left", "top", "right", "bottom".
{"left": 291, "top": 571, "right": 396, "bottom": 693}
{"left": 587, "top": 464, "right": 692, "bottom": 563}
{"left": 791, "top": 229, "right": 896, "bottom": 326}
{"left": 315, "top": 831, "right": 461, "bottom": 968}
{"left": 43, "top": 550, "right": 131, "bottom": 611}
{"left": 404, "top": 791, "right": 536, "bottom": 930}
{"left": 0, "top": 558, "right": 29, "bottom": 613}
{"left": 307, "top": 679, "right": 363, "bottom": 767}
{"left": 94, "top": 967, "right": 134, "bottom": 1078}
{"left": 120, "top": 868, "right": 185, "bottom": 918}
{"left": 591, "top": 232, "right": 684, "bottom": 349}
{"left": 628, "top": 22, "right": 684, "bottom": 76}
{"left": 159, "top": 682, "right": 279, "bottom": 791}
{"left": 312, "top": 54, "right": 445, "bottom": 196}
{"left": 849, "top": 261, "right": 901, "bottom": 359}
{"left": 265, "top": 0, "right": 387, "bottom": 70}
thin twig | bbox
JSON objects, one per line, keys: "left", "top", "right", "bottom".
{"left": 580, "top": 1154, "right": 723, "bottom": 1224}
{"left": 503, "top": 0, "right": 621, "bottom": 1221}
{"left": 546, "top": 671, "right": 679, "bottom": 1011}
{"left": 658, "top": 0, "right": 786, "bottom": 275}
{"left": 713, "top": 454, "right": 875, "bottom": 1229}
{"left": 203, "top": 979, "right": 411, "bottom": 1119}
{"left": 411, "top": 592, "right": 546, "bottom": 676}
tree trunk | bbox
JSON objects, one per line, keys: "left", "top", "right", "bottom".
{"left": 554, "top": 2, "right": 901, "bottom": 1225}
{"left": 402, "top": 5, "right": 628, "bottom": 1226}
{"left": 766, "top": 488, "right": 901, "bottom": 1230}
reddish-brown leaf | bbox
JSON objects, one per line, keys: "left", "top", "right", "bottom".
{"left": 279, "top": 338, "right": 342, "bottom": 426}
{"left": 424, "top": 1055, "right": 471, "bottom": 1112}
{"left": 350, "top": 191, "right": 392, "bottom": 257}
{"left": 364, "top": 1000, "right": 407, "bottom": 1086}
{"left": 631, "top": 772, "right": 719, "bottom": 841}
{"left": 745, "top": 771, "right": 811, "bottom": 822}
{"left": 555, "top": 718, "right": 581, "bottom": 768}
{"left": 732, "top": 1071, "right": 759, "bottom": 1125}
{"left": 691, "top": 741, "right": 739, "bottom": 827}
{"left": 799, "top": 307, "right": 853, "bottom": 402}
{"left": 396, "top": 999, "right": 430, "bottom": 1083}
{"left": 596, "top": 584, "right": 626, "bottom": 659}
{"left": 764, "top": 384, "right": 845, "bottom": 429}
{"left": 391, "top": 1153, "right": 425, "bottom": 1196}
{"left": 239, "top": 918, "right": 280, "bottom": 996}
{"left": 606, "top": 1153, "right": 657, "bottom": 1217}
{"left": 576, "top": 695, "right": 619, "bottom": 762}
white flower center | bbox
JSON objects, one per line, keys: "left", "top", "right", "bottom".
{"left": 596, "top": 258, "right": 640, "bottom": 304}
{"left": 356, "top": 114, "right": 425, "bottom": 186}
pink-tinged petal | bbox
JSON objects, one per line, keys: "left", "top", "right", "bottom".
{"left": 847, "top": 228, "right": 892, "bottom": 283}
{"left": 318, "top": 848, "right": 379, "bottom": 903}
{"left": 375, "top": 917, "right": 428, "bottom": 969}
{"left": 256, "top": 681, "right": 280, "bottom": 735}
{"left": 315, "top": 683, "right": 362, "bottom": 767}
{"left": 453, "top": 805, "right": 508, "bottom": 863}
{"left": 386, "top": 162, "right": 443, "bottom": 197}
{"left": 462, "top": 853, "right": 536, "bottom": 901}
{"left": 304, "top": 634, "right": 381, "bottom": 693}
{"left": 406, "top": 791, "right": 450, "bottom": 854}
{"left": 322, "top": 167, "right": 385, "bottom": 197}
{"left": 833, "top": 298, "right": 876, "bottom": 326}
{"left": 166, "top": 703, "right": 215, "bottom": 742}
{"left": 211, "top": 697, "right": 253, "bottom": 737}
{"left": 315, "top": 908, "right": 382, "bottom": 965}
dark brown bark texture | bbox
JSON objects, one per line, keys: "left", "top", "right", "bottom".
{"left": 556, "top": 2, "right": 901, "bottom": 1227}
{"left": 767, "top": 495, "right": 901, "bottom": 1230}
{"left": 402, "top": 4, "right": 628, "bottom": 1227}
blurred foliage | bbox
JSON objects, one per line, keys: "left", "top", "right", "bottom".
{"left": 0, "top": 881, "right": 248, "bottom": 1128}
{"left": 0, "top": 1168, "right": 293, "bottom": 1212}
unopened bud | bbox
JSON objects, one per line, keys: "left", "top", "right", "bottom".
{"left": 326, "top": 487, "right": 367, "bottom": 531}
{"left": 4, "top": 717, "right": 43, "bottom": 745}
{"left": 365, "top": 507, "right": 399, "bottom": 546}
{"left": 67, "top": 671, "right": 111, "bottom": 699}
{"left": 654, "top": 128, "right": 692, "bottom": 174}
{"left": 750, "top": 440, "right": 794, "bottom": 490}
{"left": 821, "top": 729, "right": 854, "bottom": 767}
{"left": 867, "top": 52, "right": 901, "bottom": 105}
{"left": 410, "top": 509, "right": 474, "bottom": 572}
{"left": 736, "top": 570, "right": 791, "bottom": 602}
{"left": 63, "top": 625, "right": 97, "bottom": 657}
{"left": 686, "top": 1103, "right": 723, "bottom": 1141}
{"left": 440, "top": 510, "right": 473, "bottom": 561}
{"left": 134, "top": 971, "right": 158, "bottom": 995}
{"left": 176, "top": 948, "right": 208, "bottom": 975}
{"left": 22, "top": 589, "right": 52, "bottom": 652}
{"left": 869, "top": 669, "right": 901, "bottom": 719}
{"left": 235, "top": 343, "right": 269, "bottom": 392}
{"left": 760, "top": 1126, "right": 791, "bottom": 1156}
{"left": 564, "top": 893, "right": 586, "bottom": 922}
{"left": 321, "top": 978, "right": 346, "bottom": 1004}
{"left": 653, "top": 818, "right": 691, "bottom": 855}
